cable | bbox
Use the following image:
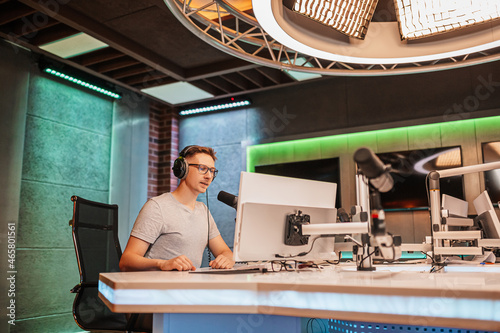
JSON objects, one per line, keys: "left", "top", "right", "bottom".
{"left": 421, "top": 251, "right": 436, "bottom": 264}
{"left": 430, "top": 264, "right": 445, "bottom": 273}
{"left": 425, "top": 173, "right": 430, "bottom": 207}
{"left": 205, "top": 190, "right": 212, "bottom": 263}
{"left": 357, "top": 248, "right": 377, "bottom": 268}
{"left": 325, "top": 259, "right": 340, "bottom": 265}
{"left": 275, "top": 235, "right": 332, "bottom": 259}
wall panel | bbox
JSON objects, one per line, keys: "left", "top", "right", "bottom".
{"left": 246, "top": 116, "right": 500, "bottom": 243}
{"left": 376, "top": 127, "right": 408, "bottom": 153}
{"left": 109, "top": 95, "right": 150, "bottom": 248}
{"left": 16, "top": 68, "right": 115, "bottom": 332}
{"left": 0, "top": 40, "right": 30, "bottom": 333}
{"left": 407, "top": 123, "right": 442, "bottom": 150}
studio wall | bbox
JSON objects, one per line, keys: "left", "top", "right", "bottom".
{"left": 109, "top": 92, "right": 150, "bottom": 248}
{"left": 0, "top": 40, "right": 149, "bottom": 332}
{"left": 16, "top": 66, "right": 114, "bottom": 333}
{"left": 246, "top": 116, "right": 500, "bottom": 243}
{"left": 0, "top": 41, "right": 30, "bottom": 333}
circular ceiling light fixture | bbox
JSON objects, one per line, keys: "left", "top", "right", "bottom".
{"left": 164, "top": 0, "right": 500, "bottom": 75}
{"left": 253, "top": 0, "right": 500, "bottom": 65}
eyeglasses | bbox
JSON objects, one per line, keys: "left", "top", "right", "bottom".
{"left": 270, "top": 260, "right": 298, "bottom": 272}
{"left": 189, "top": 164, "right": 218, "bottom": 179}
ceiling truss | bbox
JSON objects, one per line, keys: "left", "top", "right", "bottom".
{"left": 166, "top": 0, "right": 500, "bottom": 76}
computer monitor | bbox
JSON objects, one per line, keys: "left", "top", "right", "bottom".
{"left": 233, "top": 172, "right": 338, "bottom": 262}
{"left": 376, "top": 146, "right": 464, "bottom": 209}
{"left": 255, "top": 157, "right": 341, "bottom": 208}
{"left": 442, "top": 194, "right": 468, "bottom": 218}
{"left": 473, "top": 191, "right": 500, "bottom": 239}
{"left": 482, "top": 141, "right": 500, "bottom": 203}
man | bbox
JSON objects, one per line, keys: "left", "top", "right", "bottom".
{"left": 120, "top": 145, "right": 235, "bottom": 271}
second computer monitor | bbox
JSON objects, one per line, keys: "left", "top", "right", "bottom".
{"left": 233, "top": 172, "right": 338, "bottom": 262}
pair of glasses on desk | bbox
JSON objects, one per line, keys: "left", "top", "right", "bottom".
{"left": 270, "top": 261, "right": 323, "bottom": 272}
{"left": 188, "top": 261, "right": 325, "bottom": 275}
{"left": 271, "top": 260, "right": 297, "bottom": 272}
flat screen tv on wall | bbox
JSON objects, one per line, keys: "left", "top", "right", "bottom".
{"left": 376, "top": 146, "right": 464, "bottom": 210}
{"left": 254, "top": 157, "right": 341, "bottom": 208}
{"left": 482, "top": 141, "right": 500, "bottom": 203}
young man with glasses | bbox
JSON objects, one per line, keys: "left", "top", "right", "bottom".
{"left": 120, "top": 145, "right": 235, "bottom": 271}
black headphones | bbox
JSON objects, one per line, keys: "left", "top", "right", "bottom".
{"left": 173, "top": 145, "right": 217, "bottom": 181}
{"left": 172, "top": 145, "right": 196, "bottom": 180}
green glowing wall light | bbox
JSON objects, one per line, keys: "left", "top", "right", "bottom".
{"left": 247, "top": 115, "right": 500, "bottom": 171}
{"left": 44, "top": 68, "right": 121, "bottom": 99}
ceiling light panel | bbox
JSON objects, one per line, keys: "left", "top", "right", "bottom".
{"left": 394, "top": 0, "right": 500, "bottom": 40}
{"left": 141, "top": 82, "right": 214, "bottom": 105}
{"left": 293, "top": 0, "right": 379, "bottom": 39}
{"left": 39, "top": 32, "right": 108, "bottom": 58}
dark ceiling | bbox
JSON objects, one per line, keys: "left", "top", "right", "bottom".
{"left": 6, "top": 0, "right": 489, "bottom": 109}
{"left": 0, "top": 0, "right": 309, "bottom": 107}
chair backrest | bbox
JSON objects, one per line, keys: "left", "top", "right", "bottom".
{"left": 70, "top": 195, "right": 128, "bottom": 331}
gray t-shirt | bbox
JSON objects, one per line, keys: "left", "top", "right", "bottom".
{"left": 130, "top": 192, "right": 220, "bottom": 268}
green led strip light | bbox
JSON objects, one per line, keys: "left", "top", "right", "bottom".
{"left": 180, "top": 100, "right": 250, "bottom": 116}
{"left": 44, "top": 68, "right": 121, "bottom": 99}
{"left": 247, "top": 115, "right": 500, "bottom": 171}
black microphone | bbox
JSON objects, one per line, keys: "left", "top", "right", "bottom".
{"left": 217, "top": 191, "right": 238, "bottom": 209}
{"left": 337, "top": 208, "right": 350, "bottom": 222}
{"left": 354, "top": 147, "right": 394, "bottom": 192}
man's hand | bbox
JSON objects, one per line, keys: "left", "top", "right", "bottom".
{"left": 209, "top": 254, "right": 235, "bottom": 269}
{"left": 158, "top": 255, "right": 196, "bottom": 271}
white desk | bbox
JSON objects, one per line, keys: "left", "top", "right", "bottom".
{"left": 99, "top": 264, "right": 500, "bottom": 333}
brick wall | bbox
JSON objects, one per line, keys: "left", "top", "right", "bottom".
{"left": 148, "top": 103, "right": 179, "bottom": 198}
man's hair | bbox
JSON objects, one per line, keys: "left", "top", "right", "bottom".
{"left": 183, "top": 145, "right": 217, "bottom": 161}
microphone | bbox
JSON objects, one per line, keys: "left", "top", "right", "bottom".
{"left": 354, "top": 147, "right": 394, "bottom": 192}
{"left": 217, "top": 191, "right": 238, "bottom": 209}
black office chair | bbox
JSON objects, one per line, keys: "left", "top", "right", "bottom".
{"left": 69, "top": 195, "right": 150, "bottom": 332}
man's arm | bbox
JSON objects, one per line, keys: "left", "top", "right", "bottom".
{"left": 208, "top": 235, "right": 235, "bottom": 269}
{"left": 119, "top": 236, "right": 196, "bottom": 272}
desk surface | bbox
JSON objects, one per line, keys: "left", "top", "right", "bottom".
{"left": 99, "top": 264, "right": 500, "bottom": 331}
